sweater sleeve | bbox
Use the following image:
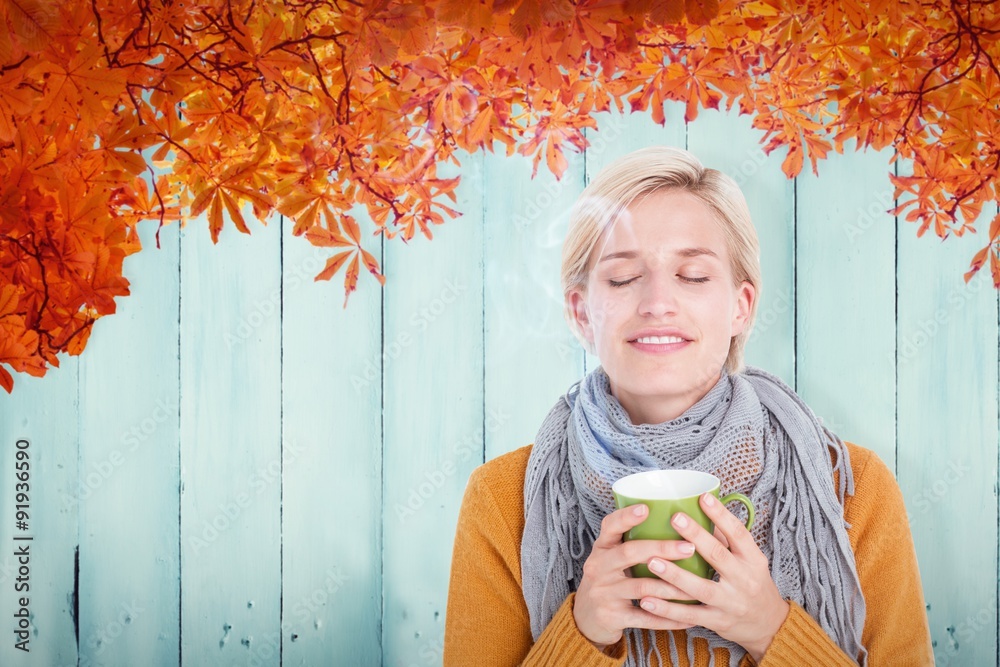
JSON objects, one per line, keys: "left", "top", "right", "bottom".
{"left": 443, "top": 461, "right": 628, "bottom": 666}
{"left": 758, "top": 448, "right": 935, "bottom": 667}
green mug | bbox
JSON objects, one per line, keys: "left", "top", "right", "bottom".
{"left": 611, "top": 469, "right": 755, "bottom": 601}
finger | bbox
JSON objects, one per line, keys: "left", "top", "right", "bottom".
{"left": 646, "top": 557, "right": 716, "bottom": 606}
{"left": 636, "top": 596, "right": 716, "bottom": 628}
{"left": 621, "top": 606, "right": 696, "bottom": 632}
{"left": 594, "top": 504, "right": 650, "bottom": 549}
{"left": 713, "top": 525, "right": 730, "bottom": 549}
{"left": 671, "top": 511, "right": 736, "bottom": 578}
{"left": 621, "top": 575, "right": 697, "bottom": 604}
{"left": 699, "top": 493, "right": 756, "bottom": 557}
{"left": 609, "top": 538, "right": 698, "bottom": 573}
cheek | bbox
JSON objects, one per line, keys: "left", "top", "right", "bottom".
{"left": 589, "top": 295, "right": 625, "bottom": 332}
{"left": 691, "top": 293, "right": 734, "bottom": 338}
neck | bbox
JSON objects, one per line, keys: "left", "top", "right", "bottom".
{"left": 608, "top": 368, "right": 725, "bottom": 425}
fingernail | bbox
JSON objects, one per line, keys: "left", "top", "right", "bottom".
{"left": 703, "top": 493, "right": 715, "bottom": 506}
{"left": 633, "top": 504, "right": 647, "bottom": 516}
{"left": 641, "top": 599, "right": 655, "bottom": 612}
{"left": 680, "top": 541, "right": 695, "bottom": 555}
{"left": 672, "top": 513, "right": 688, "bottom": 528}
{"left": 649, "top": 558, "right": 666, "bottom": 573}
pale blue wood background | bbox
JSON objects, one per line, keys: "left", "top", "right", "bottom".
{"left": 0, "top": 104, "right": 997, "bottom": 667}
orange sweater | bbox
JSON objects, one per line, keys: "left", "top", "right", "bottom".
{"left": 444, "top": 441, "right": 933, "bottom": 666}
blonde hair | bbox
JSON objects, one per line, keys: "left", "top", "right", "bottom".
{"left": 561, "top": 146, "right": 761, "bottom": 375}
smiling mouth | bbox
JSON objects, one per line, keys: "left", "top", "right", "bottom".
{"left": 629, "top": 335, "right": 690, "bottom": 344}
{"left": 627, "top": 336, "right": 693, "bottom": 356}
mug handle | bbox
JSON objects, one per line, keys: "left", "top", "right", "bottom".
{"left": 719, "top": 492, "right": 755, "bottom": 530}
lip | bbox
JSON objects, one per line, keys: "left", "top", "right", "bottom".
{"left": 627, "top": 327, "right": 693, "bottom": 355}
{"left": 628, "top": 339, "right": 691, "bottom": 354}
{"left": 626, "top": 327, "right": 692, "bottom": 343}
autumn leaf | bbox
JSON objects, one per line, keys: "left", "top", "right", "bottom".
{"left": 343, "top": 253, "right": 360, "bottom": 307}
{"left": 341, "top": 214, "right": 361, "bottom": 246}
{"left": 32, "top": 40, "right": 127, "bottom": 123}
{"left": 4, "top": 0, "right": 59, "bottom": 52}
{"left": 965, "top": 245, "right": 989, "bottom": 283}
{"left": 304, "top": 225, "right": 353, "bottom": 248}
{"left": 359, "top": 246, "right": 386, "bottom": 286}
{"left": 991, "top": 247, "right": 1000, "bottom": 288}
{"left": 190, "top": 163, "right": 273, "bottom": 242}
{"left": 684, "top": 0, "right": 720, "bottom": 25}
{"left": 0, "top": 365, "right": 12, "bottom": 393}
{"left": 315, "top": 250, "right": 354, "bottom": 282}
{"left": 0, "top": 284, "right": 20, "bottom": 318}
{"left": 0, "top": 70, "right": 34, "bottom": 141}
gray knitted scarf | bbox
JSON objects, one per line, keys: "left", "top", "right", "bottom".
{"left": 521, "top": 363, "right": 868, "bottom": 666}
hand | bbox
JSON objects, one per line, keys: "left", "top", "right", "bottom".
{"left": 637, "top": 492, "right": 790, "bottom": 662}
{"left": 572, "top": 503, "right": 698, "bottom": 650}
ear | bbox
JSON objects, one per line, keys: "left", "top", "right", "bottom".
{"left": 568, "top": 289, "right": 595, "bottom": 346}
{"left": 730, "top": 280, "right": 755, "bottom": 337}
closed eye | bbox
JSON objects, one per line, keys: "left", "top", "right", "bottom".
{"left": 608, "top": 276, "right": 710, "bottom": 287}
{"left": 608, "top": 277, "right": 637, "bottom": 287}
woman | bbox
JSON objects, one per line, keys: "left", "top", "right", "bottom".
{"left": 443, "top": 146, "right": 933, "bottom": 666}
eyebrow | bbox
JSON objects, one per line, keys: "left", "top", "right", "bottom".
{"left": 598, "top": 247, "right": 719, "bottom": 262}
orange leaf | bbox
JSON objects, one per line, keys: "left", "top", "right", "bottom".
{"left": 510, "top": 0, "right": 541, "bottom": 40}
{"left": 209, "top": 193, "right": 224, "bottom": 243}
{"left": 291, "top": 201, "right": 321, "bottom": 235}
{"left": 341, "top": 214, "right": 361, "bottom": 246}
{"left": 0, "top": 364, "right": 12, "bottom": 393}
{"left": 965, "top": 245, "right": 989, "bottom": 282}
{"left": 0, "top": 21, "right": 11, "bottom": 64}
{"left": 467, "top": 108, "right": 493, "bottom": 146}
{"left": 66, "top": 320, "right": 93, "bottom": 355}
{"left": 685, "top": 0, "right": 720, "bottom": 24}
{"left": 545, "top": 136, "right": 569, "bottom": 179}
{"left": 650, "top": 0, "right": 685, "bottom": 23}
{"left": 0, "top": 284, "right": 19, "bottom": 318}
{"left": 190, "top": 185, "right": 217, "bottom": 219}
{"left": 315, "top": 250, "right": 353, "bottom": 282}
{"left": 781, "top": 141, "right": 804, "bottom": 178}
{"left": 7, "top": 0, "right": 58, "bottom": 52}
{"left": 359, "top": 247, "right": 386, "bottom": 286}
{"left": 989, "top": 212, "right": 1000, "bottom": 242}
{"left": 221, "top": 190, "right": 250, "bottom": 234}
{"left": 305, "top": 226, "right": 353, "bottom": 248}
{"left": 343, "top": 253, "right": 360, "bottom": 307}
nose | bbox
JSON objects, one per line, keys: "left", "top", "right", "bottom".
{"left": 637, "top": 271, "right": 680, "bottom": 318}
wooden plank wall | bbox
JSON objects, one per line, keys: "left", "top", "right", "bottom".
{"left": 0, "top": 106, "right": 997, "bottom": 667}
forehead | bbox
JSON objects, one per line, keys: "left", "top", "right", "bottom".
{"left": 593, "top": 190, "right": 727, "bottom": 264}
